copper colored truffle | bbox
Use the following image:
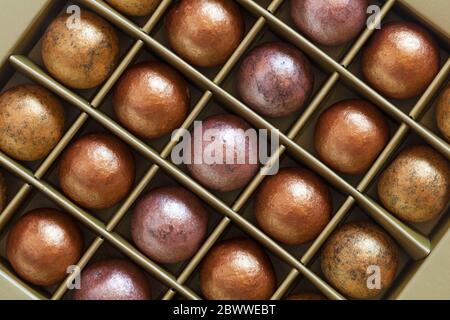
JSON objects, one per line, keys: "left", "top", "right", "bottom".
{"left": 6, "top": 208, "right": 83, "bottom": 286}
{"left": 59, "top": 133, "right": 135, "bottom": 210}
{"left": 287, "top": 293, "right": 327, "bottom": 300}
{"left": 291, "top": 0, "right": 368, "bottom": 46}
{"left": 73, "top": 259, "right": 151, "bottom": 300}
{"left": 254, "top": 168, "right": 332, "bottom": 245}
{"left": 105, "top": 0, "right": 160, "bottom": 16}
{"left": 200, "top": 238, "right": 276, "bottom": 300}
{"left": 237, "top": 42, "right": 315, "bottom": 118}
{"left": 0, "top": 172, "right": 6, "bottom": 211}
{"left": 131, "top": 186, "right": 209, "bottom": 264}
{"left": 165, "top": 0, "right": 244, "bottom": 68}
{"left": 186, "top": 114, "right": 259, "bottom": 192}
{"left": 378, "top": 145, "right": 450, "bottom": 223}
{"left": 314, "top": 99, "right": 390, "bottom": 175}
{"left": 113, "top": 61, "right": 190, "bottom": 140}
{"left": 321, "top": 222, "right": 399, "bottom": 299}
{"left": 436, "top": 86, "right": 450, "bottom": 142}
{"left": 41, "top": 10, "right": 120, "bottom": 89}
{"left": 0, "top": 84, "right": 65, "bottom": 162}
{"left": 362, "top": 21, "right": 440, "bottom": 100}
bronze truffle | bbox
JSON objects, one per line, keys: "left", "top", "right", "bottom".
{"left": 113, "top": 61, "right": 190, "bottom": 140}
{"left": 105, "top": 0, "right": 160, "bottom": 16}
{"left": 58, "top": 133, "right": 135, "bottom": 210}
{"left": 41, "top": 9, "right": 120, "bottom": 89}
{"left": 314, "top": 99, "right": 390, "bottom": 175}
{"left": 254, "top": 168, "right": 332, "bottom": 245}
{"left": 362, "top": 21, "right": 440, "bottom": 100}
{"left": 0, "top": 84, "right": 65, "bottom": 162}
{"left": 436, "top": 86, "right": 450, "bottom": 142}
{"left": 237, "top": 42, "right": 314, "bottom": 118}
{"left": 377, "top": 145, "right": 450, "bottom": 223}
{"left": 321, "top": 221, "right": 399, "bottom": 299}
{"left": 200, "top": 238, "right": 276, "bottom": 300}
{"left": 6, "top": 208, "right": 83, "bottom": 286}
{"left": 165, "top": 0, "right": 245, "bottom": 68}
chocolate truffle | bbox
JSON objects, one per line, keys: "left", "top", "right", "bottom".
{"left": 186, "top": 114, "right": 260, "bottom": 192}
{"left": 436, "top": 86, "right": 450, "bottom": 142}
{"left": 59, "top": 133, "right": 135, "bottom": 210}
{"left": 321, "top": 222, "right": 399, "bottom": 299}
{"left": 165, "top": 0, "right": 244, "bottom": 68}
{"left": 314, "top": 99, "right": 390, "bottom": 175}
{"left": 131, "top": 186, "right": 209, "bottom": 264}
{"left": 200, "top": 238, "right": 276, "bottom": 300}
{"left": 42, "top": 9, "right": 120, "bottom": 89}
{"left": 237, "top": 42, "right": 314, "bottom": 118}
{"left": 6, "top": 208, "right": 83, "bottom": 286}
{"left": 287, "top": 293, "right": 327, "bottom": 300}
{"left": 291, "top": 0, "right": 368, "bottom": 46}
{"left": 378, "top": 145, "right": 450, "bottom": 223}
{"left": 105, "top": 0, "right": 160, "bottom": 16}
{"left": 362, "top": 21, "right": 440, "bottom": 100}
{"left": 73, "top": 259, "right": 152, "bottom": 300}
{"left": 0, "top": 172, "right": 6, "bottom": 211}
{"left": 113, "top": 61, "right": 190, "bottom": 140}
{"left": 254, "top": 168, "right": 332, "bottom": 245}
{"left": 0, "top": 84, "right": 65, "bottom": 161}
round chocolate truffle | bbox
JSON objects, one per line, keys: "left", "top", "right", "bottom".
{"left": 321, "top": 221, "right": 399, "bottom": 299}
{"left": 377, "top": 145, "right": 450, "bottom": 223}
{"left": 6, "top": 208, "right": 83, "bottom": 286}
{"left": 436, "top": 86, "right": 450, "bottom": 142}
{"left": 58, "top": 133, "right": 135, "bottom": 210}
{"left": 314, "top": 99, "right": 390, "bottom": 175}
{"left": 287, "top": 293, "right": 327, "bottom": 300}
{"left": 73, "top": 259, "right": 152, "bottom": 300}
{"left": 254, "top": 168, "right": 332, "bottom": 245}
{"left": 165, "top": 0, "right": 244, "bottom": 68}
{"left": 237, "top": 42, "right": 314, "bottom": 118}
{"left": 0, "top": 172, "right": 6, "bottom": 211}
{"left": 291, "top": 0, "right": 368, "bottom": 46}
{"left": 131, "top": 186, "right": 209, "bottom": 264}
{"left": 362, "top": 21, "right": 440, "bottom": 100}
{"left": 105, "top": 0, "right": 160, "bottom": 16}
{"left": 113, "top": 61, "right": 190, "bottom": 140}
{"left": 186, "top": 114, "right": 259, "bottom": 192}
{"left": 200, "top": 238, "right": 276, "bottom": 300}
{"left": 0, "top": 84, "right": 65, "bottom": 161}
{"left": 42, "top": 9, "right": 120, "bottom": 89}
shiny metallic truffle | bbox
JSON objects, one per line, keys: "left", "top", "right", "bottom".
{"left": 0, "top": 84, "right": 65, "bottom": 161}
{"left": 378, "top": 145, "right": 450, "bottom": 223}
{"left": 6, "top": 208, "right": 83, "bottom": 286}
{"left": 131, "top": 186, "right": 209, "bottom": 264}
{"left": 165, "top": 0, "right": 245, "bottom": 68}
{"left": 42, "top": 9, "right": 120, "bottom": 89}
{"left": 113, "top": 61, "right": 190, "bottom": 140}
{"left": 436, "top": 86, "right": 450, "bottom": 142}
{"left": 254, "top": 168, "right": 332, "bottom": 245}
{"left": 200, "top": 238, "right": 276, "bottom": 300}
{"left": 314, "top": 99, "right": 390, "bottom": 175}
{"left": 321, "top": 221, "right": 399, "bottom": 299}
{"left": 237, "top": 42, "right": 314, "bottom": 118}
{"left": 105, "top": 0, "right": 160, "bottom": 16}
{"left": 362, "top": 21, "right": 440, "bottom": 100}
{"left": 73, "top": 259, "right": 152, "bottom": 300}
{"left": 58, "top": 133, "right": 135, "bottom": 210}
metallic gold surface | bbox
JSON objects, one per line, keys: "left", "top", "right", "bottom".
{"left": 321, "top": 221, "right": 399, "bottom": 299}
{"left": 41, "top": 9, "right": 120, "bottom": 89}
{"left": 73, "top": 259, "right": 152, "bottom": 300}
{"left": 113, "top": 61, "right": 190, "bottom": 140}
{"left": 237, "top": 42, "right": 314, "bottom": 118}
{"left": 6, "top": 208, "right": 83, "bottom": 287}
{"left": 199, "top": 238, "right": 276, "bottom": 300}
{"left": 131, "top": 186, "right": 209, "bottom": 264}
{"left": 0, "top": 84, "right": 65, "bottom": 161}
{"left": 362, "top": 21, "right": 440, "bottom": 100}
{"left": 286, "top": 292, "right": 327, "bottom": 300}
{"left": 58, "top": 132, "right": 135, "bottom": 210}
{"left": 290, "top": 0, "right": 368, "bottom": 46}
{"left": 378, "top": 145, "right": 450, "bottom": 223}
{"left": 436, "top": 86, "right": 450, "bottom": 142}
{"left": 165, "top": 0, "right": 244, "bottom": 68}
{"left": 105, "top": 0, "right": 160, "bottom": 17}
{"left": 314, "top": 99, "right": 390, "bottom": 175}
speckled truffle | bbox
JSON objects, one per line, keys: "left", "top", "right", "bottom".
{"left": 436, "top": 86, "right": 450, "bottom": 142}
{"left": 105, "top": 0, "right": 160, "bottom": 16}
